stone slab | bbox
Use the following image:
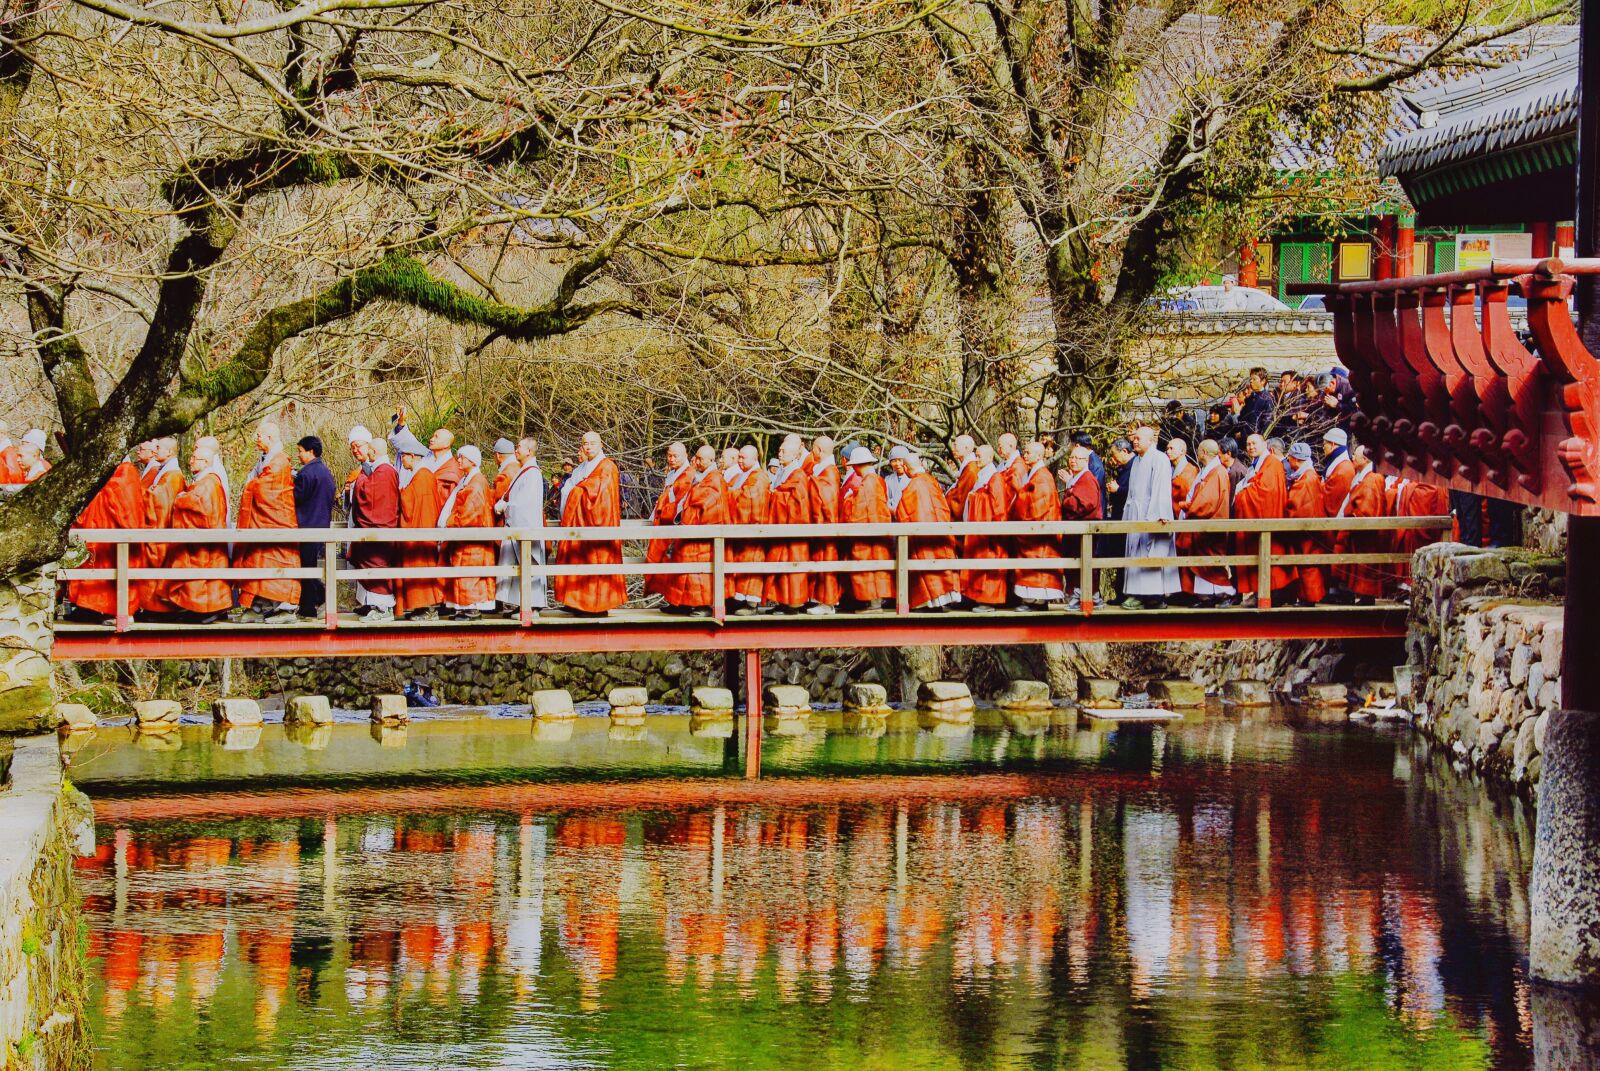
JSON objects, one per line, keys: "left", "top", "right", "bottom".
{"left": 764, "top": 684, "right": 812, "bottom": 714}
{"left": 371, "top": 694, "right": 409, "bottom": 723}
{"left": 610, "top": 706, "right": 647, "bottom": 721}
{"left": 608, "top": 687, "right": 649, "bottom": 709}
{"left": 1299, "top": 683, "right": 1350, "bottom": 707}
{"left": 133, "top": 699, "right": 182, "bottom": 728}
{"left": 1078, "top": 678, "right": 1122, "bottom": 704}
{"left": 55, "top": 703, "right": 97, "bottom": 731}
{"left": 530, "top": 689, "right": 576, "bottom": 719}
{"left": 1081, "top": 708, "right": 1184, "bottom": 725}
{"left": 1223, "top": 680, "right": 1272, "bottom": 707}
{"left": 996, "top": 680, "right": 1052, "bottom": 710}
{"left": 285, "top": 695, "right": 333, "bottom": 725}
{"left": 843, "top": 682, "right": 890, "bottom": 711}
{"left": 917, "top": 681, "right": 972, "bottom": 704}
{"left": 1147, "top": 680, "right": 1205, "bottom": 707}
{"left": 212, "top": 698, "right": 263, "bottom": 726}
{"left": 691, "top": 686, "right": 734, "bottom": 712}
{"left": 918, "top": 701, "right": 974, "bottom": 724}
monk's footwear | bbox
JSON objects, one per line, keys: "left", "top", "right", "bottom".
{"left": 972, "top": 604, "right": 997, "bottom": 614}
{"left": 453, "top": 609, "right": 481, "bottom": 621}
{"left": 862, "top": 600, "right": 887, "bottom": 612}
{"left": 363, "top": 609, "right": 394, "bottom": 623}
{"left": 234, "top": 608, "right": 265, "bottom": 624}
{"left": 805, "top": 603, "right": 836, "bottom": 616}
{"left": 264, "top": 610, "right": 301, "bottom": 625}
{"left": 1144, "top": 598, "right": 1167, "bottom": 609}
{"left": 732, "top": 605, "right": 759, "bottom": 616}
{"left": 1063, "top": 594, "right": 1082, "bottom": 612}
{"left": 1119, "top": 597, "right": 1144, "bottom": 611}
{"left": 1351, "top": 596, "right": 1375, "bottom": 606}
{"left": 1238, "top": 594, "right": 1258, "bottom": 608}
{"left": 1214, "top": 596, "right": 1239, "bottom": 608}
{"left": 687, "top": 608, "right": 710, "bottom": 618}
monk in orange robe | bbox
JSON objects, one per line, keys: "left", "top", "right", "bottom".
{"left": 0, "top": 422, "right": 23, "bottom": 485}
{"left": 442, "top": 445, "right": 497, "bottom": 619}
{"left": 234, "top": 422, "right": 301, "bottom": 621}
{"left": 944, "top": 435, "right": 980, "bottom": 521}
{"left": 134, "top": 440, "right": 158, "bottom": 488}
{"left": 664, "top": 446, "right": 729, "bottom": 614}
{"left": 643, "top": 443, "right": 693, "bottom": 599}
{"left": 166, "top": 437, "right": 232, "bottom": 620}
{"left": 840, "top": 446, "right": 893, "bottom": 609}
{"left": 67, "top": 457, "right": 146, "bottom": 621}
{"left": 1392, "top": 479, "right": 1448, "bottom": 590}
{"left": 1010, "top": 441, "right": 1064, "bottom": 608}
{"left": 554, "top": 431, "right": 626, "bottom": 615}
{"left": 727, "top": 445, "right": 770, "bottom": 614}
{"left": 491, "top": 439, "right": 517, "bottom": 517}
{"left": 1333, "top": 444, "right": 1389, "bottom": 602}
{"left": 393, "top": 429, "right": 444, "bottom": 619}
{"left": 1166, "top": 438, "right": 1197, "bottom": 517}
{"left": 1232, "top": 433, "right": 1290, "bottom": 603}
{"left": 960, "top": 445, "right": 1008, "bottom": 610}
{"left": 1177, "top": 439, "right": 1235, "bottom": 605}
{"left": 764, "top": 434, "right": 812, "bottom": 612}
{"left": 1056, "top": 443, "right": 1101, "bottom": 609}
{"left": 805, "top": 436, "right": 842, "bottom": 613}
{"left": 1284, "top": 443, "right": 1326, "bottom": 605}
{"left": 16, "top": 431, "right": 50, "bottom": 482}
{"left": 137, "top": 437, "right": 186, "bottom": 615}
{"left": 892, "top": 448, "right": 960, "bottom": 611}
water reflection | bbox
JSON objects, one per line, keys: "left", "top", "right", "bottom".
{"left": 78, "top": 715, "right": 1541, "bottom": 1070}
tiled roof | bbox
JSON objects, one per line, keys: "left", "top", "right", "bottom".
{"left": 1147, "top": 311, "right": 1336, "bottom": 335}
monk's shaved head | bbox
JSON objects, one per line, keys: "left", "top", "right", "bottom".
{"left": 813, "top": 435, "right": 834, "bottom": 456}
{"left": 998, "top": 433, "right": 1018, "bottom": 453}
{"left": 429, "top": 427, "right": 455, "bottom": 452}
{"left": 667, "top": 441, "right": 688, "bottom": 465}
{"left": 194, "top": 435, "right": 221, "bottom": 461}
{"left": 155, "top": 437, "right": 177, "bottom": 460}
{"left": 1023, "top": 440, "right": 1045, "bottom": 463}
{"left": 696, "top": 444, "right": 716, "bottom": 462}
{"left": 739, "top": 445, "right": 759, "bottom": 469}
{"left": 255, "top": 422, "right": 280, "bottom": 452}
{"left": 1197, "top": 438, "right": 1220, "bottom": 460}
{"left": 953, "top": 434, "right": 975, "bottom": 457}
{"left": 976, "top": 444, "right": 995, "bottom": 466}
{"left": 778, "top": 434, "right": 803, "bottom": 465}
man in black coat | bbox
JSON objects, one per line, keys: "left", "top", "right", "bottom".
{"left": 1232, "top": 367, "right": 1277, "bottom": 435}
{"left": 294, "top": 435, "right": 337, "bottom": 617}
{"left": 1098, "top": 437, "right": 1135, "bottom": 600}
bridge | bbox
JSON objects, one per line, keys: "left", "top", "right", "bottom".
{"left": 54, "top": 514, "right": 1449, "bottom": 662}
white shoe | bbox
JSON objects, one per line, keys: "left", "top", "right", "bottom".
{"left": 1064, "top": 593, "right": 1082, "bottom": 612}
{"left": 805, "top": 603, "right": 836, "bottom": 616}
{"left": 365, "top": 608, "right": 395, "bottom": 623}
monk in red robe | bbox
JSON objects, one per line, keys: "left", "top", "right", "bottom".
{"left": 442, "top": 445, "right": 496, "bottom": 619}
{"left": 166, "top": 437, "right": 232, "bottom": 621}
{"left": 1392, "top": 479, "right": 1448, "bottom": 590}
{"left": 841, "top": 446, "right": 893, "bottom": 609}
{"left": 727, "top": 445, "right": 771, "bottom": 614}
{"left": 1232, "top": 433, "right": 1290, "bottom": 604}
{"left": 137, "top": 438, "right": 186, "bottom": 615}
{"left": 1056, "top": 443, "right": 1101, "bottom": 609}
{"left": 664, "top": 446, "right": 729, "bottom": 614}
{"left": 806, "top": 436, "right": 842, "bottom": 614}
{"left": 1011, "top": 441, "right": 1064, "bottom": 609}
{"left": 491, "top": 439, "right": 516, "bottom": 517}
{"left": 68, "top": 457, "right": 146, "bottom": 621}
{"left": 644, "top": 443, "right": 693, "bottom": 599}
{"left": 1166, "top": 438, "right": 1197, "bottom": 517}
{"left": 944, "top": 435, "right": 980, "bottom": 521}
{"left": 235, "top": 422, "right": 301, "bottom": 622}
{"left": 961, "top": 445, "right": 1009, "bottom": 611}
{"left": 892, "top": 448, "right": 960, "bottom": 611}
{"left": 1333, "top": 444, "right": 1389, "bottom": 603}
{"left": 554, "top": 431, "right": 626, "bottom": 615}
{"left": 134, "top": 441, "right": 158, "bottom": 488}
{"left": 348, "top": 429, "right": 401, "bottom": 621}
{"left": 1177, "top": 439, "right": 1235, "bottom": 606}
{"left": 393, "top": 430, "right": 444, "bottom": 620}
{"left": 0, "top": 423, "right": 23, "bottom": 485}
{"left": 1284, "top": 443, "right": 1326, "bottom": 605}
{"left": 764, "top": 434, "right": 812, "bottom": 612}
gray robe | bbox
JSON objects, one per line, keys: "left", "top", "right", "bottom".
{"left": 495, "top": 462, "right": 548, "bottom": 608}
{"left": 1122, "top": 447, "right": 1178, "bottom": 595}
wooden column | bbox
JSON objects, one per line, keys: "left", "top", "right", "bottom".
{"left": 1395, "top": 215, "right": 1416, "bottom": 276}
{"left": 1374, "top": 214, "right": 1399, "bottom": 280}
{"left": 1558, "top": 221, "right": 1577, "bottom": 257}
{"left": 1531, "top": 219, "right": 1554, "bottom": 259}
{"left": 1238, "top": 241, "right": 1259, "bottom": 288}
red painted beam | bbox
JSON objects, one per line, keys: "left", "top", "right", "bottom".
{"left": 51, "top": 607, "right": 1409, "bottom": 662}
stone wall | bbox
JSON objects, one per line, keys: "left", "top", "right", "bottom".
{"left": 0, "top": 568, "right": 58, "bottom": 735}
{"left": 0, "top": 735, "right": 93, "bottom": 1070}
{"left": 1399, "top": 542, "right": 1566, "bottom": 791}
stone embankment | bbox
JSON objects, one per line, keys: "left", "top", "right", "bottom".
{"left": 1, "top": 735, "right": 93, "bottom": 1070}
{"left": 0, "top": 569, "right": 59, "bottom": 734}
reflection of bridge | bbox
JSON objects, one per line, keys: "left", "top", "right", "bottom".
{"left": 54, "top": 515, "right": 1448, "bottom": 661}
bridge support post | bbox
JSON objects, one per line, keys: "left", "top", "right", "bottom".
{"left": 743, "top": 649, "right": 762, "bottom": 780}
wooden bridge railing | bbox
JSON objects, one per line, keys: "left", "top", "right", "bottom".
{"left": 61, "top": 515, "right": 1452, "bottom": 631}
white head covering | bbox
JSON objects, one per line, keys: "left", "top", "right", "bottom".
{"left": 392, "top": 428, "right": 428, "bottom": 457}
{"left": 21, "top": 429, "right": 46, "bottom": 449}
{"left": 493, "top": 437, "right": 515, "bottom": 455}
{"left": 847, "top": 447, "right": 877, "bottom": 466}
{"left": 1323, "top": 428, "right": 1348, "bottom": 446}
{"left": 457, "top": 445, "right": 482, "bottom": 468}
{"left": 347, "top": 425, "right": 373, "bottom": 445}
{"left": 887, "top": 445, "right": 911, "bottom": 461}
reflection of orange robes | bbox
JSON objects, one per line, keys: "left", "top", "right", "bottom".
{"left": 961, "top": 470, "right": 1008, "bottom": 606}
{"left": 445, "top": 470, "right": 496, "bottom": 607}
{"left": 665, "top": 470, "right": 729, "bottom": 607}
{"left": 70, "top": 462, "right": 146, "bottom": 615}
{"left": 1178, "top": 463, "right": 1231, "bottom": 594}
{"left": 644, "top": 466, "right": 693, "bottom": 598}
{"left": 841, "top": 470, "right": 893, "bottom": 602}
{"left": 1286, "top": 467, "right": 1326, "bottom": 603}
{"left": 167, "top": 473, "right": 232, "bottom": 614}
{"left": 1335, "top": 469, "right": 1388, "bottom": 598}
{"left": 235, "top": 452, "right": 300, "bottom": 606}
{"left": 1233, "top": 457, "right": 1289, "bottom": 596}
{"left": 1013, "top": 465, "right": 1064, "bottom": 598}
{"left": 895, "top": 472, "right": 958, "bottom": 609}
{"left": 728, "top": 468, "right": 770, "bottom": 603}
{"left": 808, "top": 461, "right": 842, "bottom": 607}
{"left": 139, "top": 464, "right": 186, "bottom": 613}
{"left": 397, "top": 466, "right": 443, "bottom": 613}
{"left": 554, "top": 456, "right": 626, "bottom": 613}
{"left": 764, "top": 464, "right": 811, "bottom": 609}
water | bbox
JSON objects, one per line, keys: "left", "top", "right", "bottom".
{"left": 73, "top": 706, "right": 1540, "bottom": 1070}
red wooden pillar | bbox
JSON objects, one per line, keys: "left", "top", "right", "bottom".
{"left": 1396, "top": 215, "right": 1416, "bottom": 276}
{"left": 1558, "top": 221, "right": 1577, "bottom": 257}
{"left": 1238, "top": 241, "right": 1259, "bottom": 288}
{"left": 1531, "top": 220, "right": 1554, "bottom": 259}
{"left": 1374, "top": 215, "right": 1399, "bottom": 280}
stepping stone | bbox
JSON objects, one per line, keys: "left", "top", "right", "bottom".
{"left": 843, "top": 682, "right": 892, "bottom": 713}
{"left": 212, "top": 698, "right": 263, "bottom": 726}
{"left": 530, "top": 689, "right": 576, "bottom": 720}
{"left": 1223, "top": 680, "right": 1272, "bottom": 707}
{"left": 1299, "top": 682, "right": 1350, "bottom": 707}
{"left": 285, "top": 695, "right": 333, "bottom": 724}
{"left": 56, "top": 703, "right": 97, "bottom": 732}
{"left": 764, "top": 684, "right": 812, "bottom": 716}
{"left": 691, "top": 686, "right": 734, "bottom": 715}
{"left": 996, "top": 679, "right": 1052, "bottom": 711}
{"left": 1077, "top": 678, "right": 1122, "bottom": 709}
{"left": 133, "top": 699, "right": 181, "bottom": 731}
{"left": 1147, "top": 679, "right": 1206, "bottom": 707}
{"left": 371, "top": 694, "right": 409, "bottom": 723}
{"left": 608, "top": 687, "right": 649, "bottom": 718}
{"left": 918, "top": 681, "right": 973, "bottom": 704}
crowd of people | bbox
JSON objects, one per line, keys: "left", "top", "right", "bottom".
{"left": 56, "top": 379, "right": 1452, "bottom": 625}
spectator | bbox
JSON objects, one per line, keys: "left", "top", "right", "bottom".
{"left": 1158, "top": 400, "right": 1195, "bottom": 451}
{"left": 1218, "top": 437, "right": 1247, "bottom": 493}
{"left": 1231, "top": 367, "right": 1276, "bottom": 434}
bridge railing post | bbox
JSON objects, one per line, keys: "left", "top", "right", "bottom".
{"left": 518, "top": 540, "right": 534, "bottom": 626}
{"left": 712, "top": 537, "right": 726, "bottom": 624}
{"left": 1257, "top": 532, "right": 1274, "bottom": 609}
{"left": 323, "top": 541, "right": 339, "bottom": 629}
{"left": 1079, "top": 531, "right": 1094, "bottom": 614}
{"left": 895, "top": 535, "right": 910, "bottom": 616}
{"left": 114, "top": 542, "right": 131, "bottom": 633}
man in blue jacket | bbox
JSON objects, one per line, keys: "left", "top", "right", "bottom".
{"left": 294, "top": 435, "right": 337, "bottom": 617}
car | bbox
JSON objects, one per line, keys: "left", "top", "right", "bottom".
{"left": 1161, "top": 285, "right": 1292, "bottom": 313}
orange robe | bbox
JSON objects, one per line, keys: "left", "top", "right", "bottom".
{"left": 841, "top": 470, "right": 893, "bottom": 602}
{"left": 1393, "top": 481, "right": 1448, "bottom": 585}
{"left": 492, "top": 468, "right": 513, "bottom": 519}
{"left": 665, "top": 470, "right": 730, "bottom": 607}
{"left": 1335, "top": 468, "right": 1389, "bottom": 598}
{"left": 808, "top": 460, "right": 842, "bottom": 607}
{"left": 0, "top": 445, "right": 22, "bottom": 484}
{"left": 728, "top": 468, "right": 771, "bottom": 603}
{"left": 138, "top": 463, "right": 187, "bottom": 613}
{"left": 644, "top": 466, "right": 694, "bottom": 598}
{"left": 69, "top": 461, "right": 146, "bottom": 616}
{"left": 1233, "top": 456, "right": 1290, "bottom": 596}
{"left": 167, "top": 472, "right": 232, "bottom": 614}
{"left": 1171, "top": 460, "right": 1197, "bottom": 517}
{"left": 896, "top": 472, "right": 959, "bottom": 609}
{"left": 1285, "top": 466, "right": 1326, "bottom": 604}
{"left": 944, "top": 458, "right": 980, "bottom": 523}
{"left": 554, "top": 456, "right": 626, "bottom": 613}
{"left": 1178, "top": 462, "right": 1232, "bottom": 594}
{"left": 445, "top": 470, "right": 496, "bottom": 608}
{"left": 235, "top": 451, "right": 301, "bottom": 607}
{"left": 1012, "top": 464, "right": 1064, "bottom": 599}
{"left": 961, "top": 469, "right": 1009, "bottom": 606}
{"left": 396, "top": 466, "right": 443, "bottom": 613}
{"left": 764, "top": 463, "right": 812, "bottom": 609}
{"left": 432, "top": 455, "right": 463, "bottom": 503}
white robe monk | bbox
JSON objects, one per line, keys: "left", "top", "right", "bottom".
{"left": 554, "top": 433, "right": 626, "bottom": 614}
{"left": 1121, "top": 428, "right": 1178, "bottom": 604}
{"left": 495, "top": 442, "right": 547, "bottom": 610}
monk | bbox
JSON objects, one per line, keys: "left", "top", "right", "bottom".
{"left": 1177, "top": 439, "right": 1235, "bottom": 606}
{"left": 0, "top": 422, "right": 22, "bottom": 485}
{"left": 67, "top": 455, "right": 146, "bottom": 622}
{"left": 348, "top": 427, "right": 400, "bottom": 622}
{"left": 1284, "top": 441, "right": 1326, "bottom": 605}
{"left": 1392, "top": 478, "right": 1449, "bottom": 591}
{"left": 1333, "top": 443, "right": 1389, "bottom": 604}
{"left": 944, "top": 434, "right": 980, "bottom": 521}
{"left": 764, "top": 434, "right": 812, "bottom": 613}
{"left": 393, "top": 428, "right": 444, "bottom": 620}
{"left": 491, "top": 438, "right": 517, "bottom": 514}
{"left": 235, "top": 422, "right": 301, "bottom": 622}
{"left": 727, "top": 445, "right": 771, "bottom": 614}
{"left": 643, "top": 443, "right": 693, "bottom": 599}
{"left": 554, "top": 431, "right": 626, "bottom": 615}
{"left": 1167, "top": 438, "right": 1198, "bottom": 516}
{"left": 840, "top": 446, "right": 893, "bottom": 610}
{"left": 16, "top": 437, "right": 48, "bottom": 483}
{"left": 1233, "top": 433, "right": 1290, "bottom": 605}
{"left": 805, "top": 435, "right": 841, "bottom": 615}
{"left": 1056, "top": 444, "right": 1101, "bottom": 610}
{"left": 961, "top": 445, "right": 1009, "bottom": 611}
{"left": 664, "top": 445, "right": 730, "bottom": 615}
{"left": 166, "top": 437, "right": 232, "bottom": 622}
{"left": 720, "top": 446, "right": 740, "bottom": 485}
{"left": 1012, "top": 441, "right": 1064, "bottom": 609}
{"left": 892, "top": 448, "right": 960, "bottom": 611}
{"left": 137, "top": 437, "right": 186, "bottom": 615}
{"left": 135, "top": 440, "right": 158, "bottom": 487}
{"left": 440, "top": 445, "right": 497, "bottom": 619}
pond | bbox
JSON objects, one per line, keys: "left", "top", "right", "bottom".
{"left": 71, "top": 705, "right": 1539, "bottom": 1070}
